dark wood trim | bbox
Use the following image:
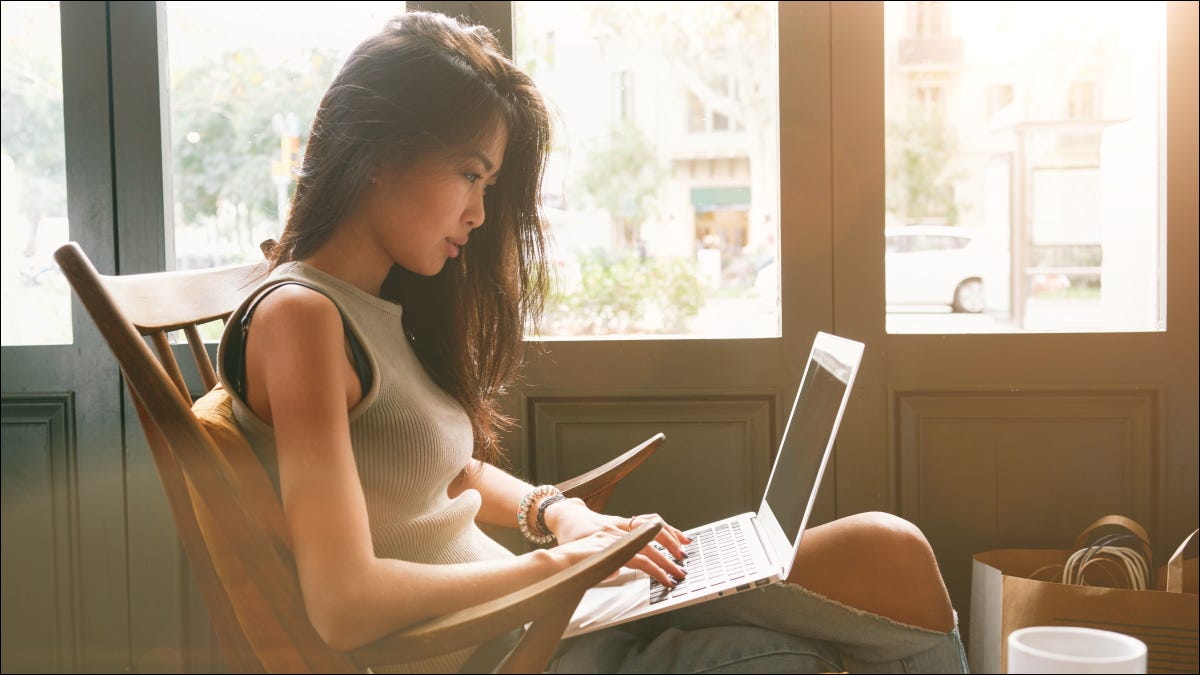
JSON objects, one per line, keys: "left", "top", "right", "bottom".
{"left": 1, "top": 393, "right": 81, "bottom": 673}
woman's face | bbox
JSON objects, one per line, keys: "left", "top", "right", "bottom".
{"left": 364, "top": 126, "right": 507, "bottom": 276}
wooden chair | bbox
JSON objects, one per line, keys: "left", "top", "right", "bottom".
{"left": 54, "top": 241, "right": 664, "bottom": 673}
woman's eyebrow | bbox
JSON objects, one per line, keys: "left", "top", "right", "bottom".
{"left": 458, "top": 150, "right": 499, "bottom": 175}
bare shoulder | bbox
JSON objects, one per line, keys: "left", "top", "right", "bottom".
{"left": 251, "top": 283, "right": 342, "bottom": 336}
{"left": 243, "top": 283, "right": 354, "bottom": 420}
{"left": 247, "top": 283, "right": 351, "bottom": 359}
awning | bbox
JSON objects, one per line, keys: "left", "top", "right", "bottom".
{"left": 690, "top": 186, "right": 751, "bottom": 213}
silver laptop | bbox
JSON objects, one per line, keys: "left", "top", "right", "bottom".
{"left": 564, "top": 331, "right": 864, "bottom": 637}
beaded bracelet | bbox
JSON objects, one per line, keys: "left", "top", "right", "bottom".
{"left": 518, "top": 485, "right": 561, "bottom": 545}
{"left": 536, "top": 494, "right": 567, "bottom": 539}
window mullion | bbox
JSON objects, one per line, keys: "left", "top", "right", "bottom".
{"left": 108, "top": 0, "right": 173, "bottom": 274}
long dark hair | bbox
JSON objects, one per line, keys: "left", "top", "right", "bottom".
{"left": 270, "top": 11, "right": 550, "bottom": 466}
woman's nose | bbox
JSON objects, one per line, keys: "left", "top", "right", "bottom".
{"left": 464, "top": 196, "right": 486, "bottom": 229}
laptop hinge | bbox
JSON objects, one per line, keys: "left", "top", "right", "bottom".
{"left": 749, "top": 515, "right": 787, "bottom": 578}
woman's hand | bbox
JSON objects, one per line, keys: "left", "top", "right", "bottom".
{"left": 543, "top": 498, "right": 692, "bottom": 587}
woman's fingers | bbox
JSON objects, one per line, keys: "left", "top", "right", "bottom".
{"left": 655, "top": 525, "right": 693, "bottom": 561}
{"left": 629, "top": 513, "right": 691, "bottom": 561}
{"left": 668, "top": 523, "right": 693, "bottom": 546}
{"left": 626, "top": 552, "right": 683, "bottom": 588}
{"left": 616, "top": 514, "right": 695, "bottom": 583}
{"left": 620, "top": 532, "right": 686, "bottom": 585}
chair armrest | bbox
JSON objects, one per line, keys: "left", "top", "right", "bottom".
{"left": 555, "top": 433, "right": 665, "bottom": 512}
{"left": 349, "top": 519, "right": 663, "bottom": 669}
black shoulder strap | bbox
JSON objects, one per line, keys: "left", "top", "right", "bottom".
{"left": 224, "top": 281, "right": 372, "bottom": 400}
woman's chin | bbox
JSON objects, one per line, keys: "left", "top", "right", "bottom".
{"left": 397, "top": 260, "right": 449, "bottom": 277}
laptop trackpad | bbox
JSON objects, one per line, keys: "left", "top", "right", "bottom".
{"left": 568, "top": 569, "right": 651, "bottom": 633}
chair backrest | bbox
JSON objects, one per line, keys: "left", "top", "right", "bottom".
{"left": 54, "top": 242, "right": 360, "bottom": 673}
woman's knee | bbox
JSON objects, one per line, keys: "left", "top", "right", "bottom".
{"left": 796, "top": 512, "right": 941, "bottom": 586}
{"left": 855, "top": 513, "right": 955, "bottom": 629}
{"left": 789, "top": 512, "right": 955, "bottom": 631}
{"left": 835, "top": 511, "right": 935, "bottom": 563}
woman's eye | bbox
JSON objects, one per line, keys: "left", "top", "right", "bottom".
{"left": 465, "top": 173, "right": 480, "bottom": 184}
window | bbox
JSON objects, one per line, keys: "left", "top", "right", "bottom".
{"left": 686, "top": 91, "right": 707, "bottom": 133}
{"left": 515, "top": 1, "right": 779, "bottom": 338}
{"left": 885, "top": 1, "right": 1165, "bottom": 332}
{"left": 914, "top": 84, "right": 946, "bottom": 117}
{"left": 987, "top": 83, "right": 1014, "bottom": 119}
{"left": 915, "top": 1, "right": 949, "bottom": 38}
{"left": 612, "top": 70, "right": 635, "bottom": 122}
{"left": 1, "top": 1, "right": 71, "bottom": 345}
{"left": 1067, "top": 80, "right": 1097, "bottom": 120}
{"left": 684, "top": 73, "right": 738, "bottom": 135}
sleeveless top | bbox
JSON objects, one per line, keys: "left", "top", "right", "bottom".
{"left": 216, "top": 261, "right": 514, "bottom": 673}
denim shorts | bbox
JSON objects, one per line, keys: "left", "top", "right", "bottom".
{"left": 544, "top": 582, "right": 969, "bottom": 674}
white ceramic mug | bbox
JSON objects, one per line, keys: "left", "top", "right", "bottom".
{"left": 1008, "top": 626, "right": 1147, "bottom": 674}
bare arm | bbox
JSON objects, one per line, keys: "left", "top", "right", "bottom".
{"left": 247, "top": 287, "right": 600, "bottom": 651}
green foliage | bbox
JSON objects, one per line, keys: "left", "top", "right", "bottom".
{"left": 170, "top": 47, "right": 340, "bottom": 255}
{"left": 886, "top": 105, "right": 962, "bottom": 225}
{"left": 543, "top": 251, "right": 705, "bottom": 335}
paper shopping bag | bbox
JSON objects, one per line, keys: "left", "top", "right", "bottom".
{"left": 968, "top": 516, "right": 1198, "bottom": 674}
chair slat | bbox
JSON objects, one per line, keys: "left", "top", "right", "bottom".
{"left": 185, "top": 324, "right": 219, "bottom": 392}
{"left": 151, "top": 331, "right": 192, "bottom": 401}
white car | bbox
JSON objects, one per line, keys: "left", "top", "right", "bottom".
{"left": 886, "top": 225, "right": 987, "bottom": 313}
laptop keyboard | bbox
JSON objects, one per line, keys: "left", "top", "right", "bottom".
{"left": 649, "top": 520, "right": 761, "bottom": 605}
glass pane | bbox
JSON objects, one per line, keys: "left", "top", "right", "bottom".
{"left": 514, "top": 1, "right": 780, "bottom": 338}
{"left": 884, "top": 1, "right": 1165, "bottom": 333}
{"left": 1, "top": 1, "right": 72, "bottom": 346}
{"left": 166, "top": 1, "right": 401, "bottom": 272}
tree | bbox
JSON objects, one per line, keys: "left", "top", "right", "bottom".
{"left": 577, "top": 121, "right": 666, "bottom": 249}
{"left": 170, "top": 47, "right": 340, "bottom": 261}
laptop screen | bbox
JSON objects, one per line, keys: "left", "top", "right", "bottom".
{"left": 763, "top": 344, "right": 855, "bottom": 548}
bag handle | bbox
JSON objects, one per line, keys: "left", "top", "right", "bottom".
{"left": 1074, "top": 515, "right": 1151, "bottom": 550}
{"left": 1166, "top": 529, "right": 1198, "bottom": 594}
{"left": 1073, "top": 515, "right": 1154, "bottom": 571}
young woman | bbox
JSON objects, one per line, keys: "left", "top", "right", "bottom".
{"left": 216, "top": 11, "right": 968, "bottom": 673}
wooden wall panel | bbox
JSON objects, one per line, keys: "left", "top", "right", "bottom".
{"left": 527, "top": 393, "right": 779, "bottom": 531}
{"left": 894, "top": 388, "right": 1159, "bottom": 634}
{"left": 1, "top": 395, "right": 80, "bottom": 673}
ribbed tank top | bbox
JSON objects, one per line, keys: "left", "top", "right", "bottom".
{"left": 216, "top": 261, "right": 514, "bottom": 673}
